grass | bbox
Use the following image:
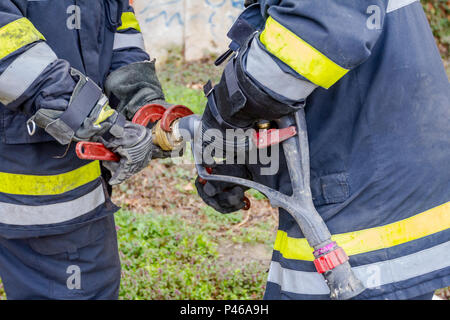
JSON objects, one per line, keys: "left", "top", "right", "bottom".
{"left": 163, "top": 83, "right": 206, "bottom": 115}
{"left": 157, "top": 46, "right": 223, "bottom": 115}
{"left": 117, "top": 210, "right": 269, "bottom": 300}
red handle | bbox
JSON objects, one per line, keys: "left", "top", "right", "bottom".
{"left": 76, "top": 141, "right": 120, "bottom": 162}
{"left": 132, "top": 104, "right": 166, "bottom": 127}
{"left": 76, "top": 104, "right": 193, "bottom": 162}
{"left": 160, "top": 105, "right": 194, "bottom": 132}
{"left": 252, "top": 126, "right": 297, "bottom": 149}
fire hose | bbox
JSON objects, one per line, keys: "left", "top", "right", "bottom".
{"left": 76, "top": 104, "right": 366, "bottom": 300}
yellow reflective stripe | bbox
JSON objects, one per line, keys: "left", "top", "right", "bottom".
{"left": 117, "top": 12, "right": 141, "bottom": 32}
{"left": 0, "top": 18, "right": 46, "bottom": 60}
{"left": 94, "top": 104, "right": 116, "bottom": 126}
{"left": 260, "top": 17, "right": 349, "bottom": 89}
{"left": 274, "top": 201, "right": 450, "bottom": 261}
{"left": 0, "top": 161, "right": 101, "bottom": 196}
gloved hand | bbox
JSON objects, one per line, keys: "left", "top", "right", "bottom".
{"left": 200, "top": 35, "right": 302, "bottom": 135}
{"left": 195, "top": 163, "right": 251, "bottom": 214}
{"left": 104, "top": 60, "right": 178, "bottom": 160}
{"left": 29, "top": 68, "right": 119, "bottom": 146}
{"left": 100, "top": 121, "right": 154, "bottom": 185}
{"left": 104, "top": 60, "right": 172, "bottom": 121}
{"left": 29, "top": 68, "right": 158, "bottom": 185}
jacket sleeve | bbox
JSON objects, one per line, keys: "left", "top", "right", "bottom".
{"left": 109, "top": 5, "right": 150, "bottom": 72}
{"left": 244, "top": 0, "right": 386, "bottom": 102}
{"left": 0, "top": 1, "right": 76, "bottom": 115}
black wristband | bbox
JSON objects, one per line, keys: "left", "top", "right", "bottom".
{"left": 60, "top": 78, "right": 103, "bottom": 132}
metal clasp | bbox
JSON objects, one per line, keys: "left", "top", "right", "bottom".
{"left": 26, "top": 118, "right": 36, "bottom": 136}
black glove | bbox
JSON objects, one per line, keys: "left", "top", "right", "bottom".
{"left": 104, "top": 60, "right": 179, "bottom": 160}
{"left": 29, "top": 68, "right": 119, "bottom": 145}
{"left": 104, "top": 60, "right": 171, "bottom": 121}
{"left": 195, "top": 163, "right": 251, "bottom": 214}
{"left": 100, "top": 121, "right": 154, "bottom": 185}
{"left": 201, "top": 35, "right": 302, "bottom": 134}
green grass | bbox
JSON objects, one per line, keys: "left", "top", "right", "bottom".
{"left": 157, "top": 47, "right": 222, "bottom": 88}
{"left": 117, "top": 210, "right": 267, "bottom": 300}
{"left": 163, "top": 83, "right": 207, "bottom": 115}
{"left": 156, "top": 46, "right": 223, "bottom": 116}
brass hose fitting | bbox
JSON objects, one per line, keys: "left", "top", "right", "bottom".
{"left": 257, "top": 120, "right": 271, "bottom": 130}
{"left": 152, "top": 119, "right": 183, "bottom": 151}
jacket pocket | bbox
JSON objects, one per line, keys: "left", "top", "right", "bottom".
{"left": 311, "top": 172, "right": 350, "bottom": 207}
{"left": 27, "top": 219, "right": 106, "bottom": 257}
{"left": 1, "top": 108, "right": 55, "bottom": 144}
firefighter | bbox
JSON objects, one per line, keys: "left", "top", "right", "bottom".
{"left": 0, "top": 1, "right": 171, "bottom": 299}
{"left": 195, "top": 0, "right": 450, "bottom": 299}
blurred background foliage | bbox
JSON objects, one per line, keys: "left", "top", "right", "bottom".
{"left": 422, "top": 0, "right": 450, "bottom": 58}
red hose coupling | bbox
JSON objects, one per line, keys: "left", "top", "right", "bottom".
{"left": 313, "top": 247, "right": 349, "bottom": 274}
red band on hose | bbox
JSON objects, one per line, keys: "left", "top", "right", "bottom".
{"left": 313, "top": 247, "right": 349, "bottom": 274}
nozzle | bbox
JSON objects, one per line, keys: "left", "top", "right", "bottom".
{"left": 322, "top": 261, "right": 366, "bottom": 300}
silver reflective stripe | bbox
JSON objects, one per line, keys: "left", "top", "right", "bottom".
{"left": 268, "top": 261, "right": 329, "bottom": 295}
{"left": 246, "top": 38, "right": 317, "bottom": 101}
{"left": 387, "top": 0, "right": 418, "bottom": 13}
{"left": 0, "top": 184, "right": 105, "bottom": 226}
{"left": 113, "top": 33, "right": 146, "bottom": 51}
{"left": 268, "top": 241, "right": 450, "bottom": 295}
{"left": 0, "top": 42, "right": 57, "bottom": 106}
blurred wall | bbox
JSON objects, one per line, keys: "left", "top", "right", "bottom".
{"left": 132, "top": 0, "right": 245, "bottom": 61}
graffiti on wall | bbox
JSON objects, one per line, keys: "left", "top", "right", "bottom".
{"left": 138, "top": 0, "right": 244, "bottom": 26}
{"left": 134, "top": 0, "right": 245, "bottom": 60}
{"left": 204, "top": 0, "right": 245, "bottom": 39}
{"left": 139, "top": 0, "right": 185, "bottom": 27}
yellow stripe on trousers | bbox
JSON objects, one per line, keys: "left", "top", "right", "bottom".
{"left": 0, "top": 161, "right": 101, "bottom": 196}
{"left": 274, "top": 201, "right": 450, "bottom": 261}
{"left": 0, "top": 18, "right": 46, "bottom": 60}
{"left": 260, "top": 16, "right": 349, "bottom": 89}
